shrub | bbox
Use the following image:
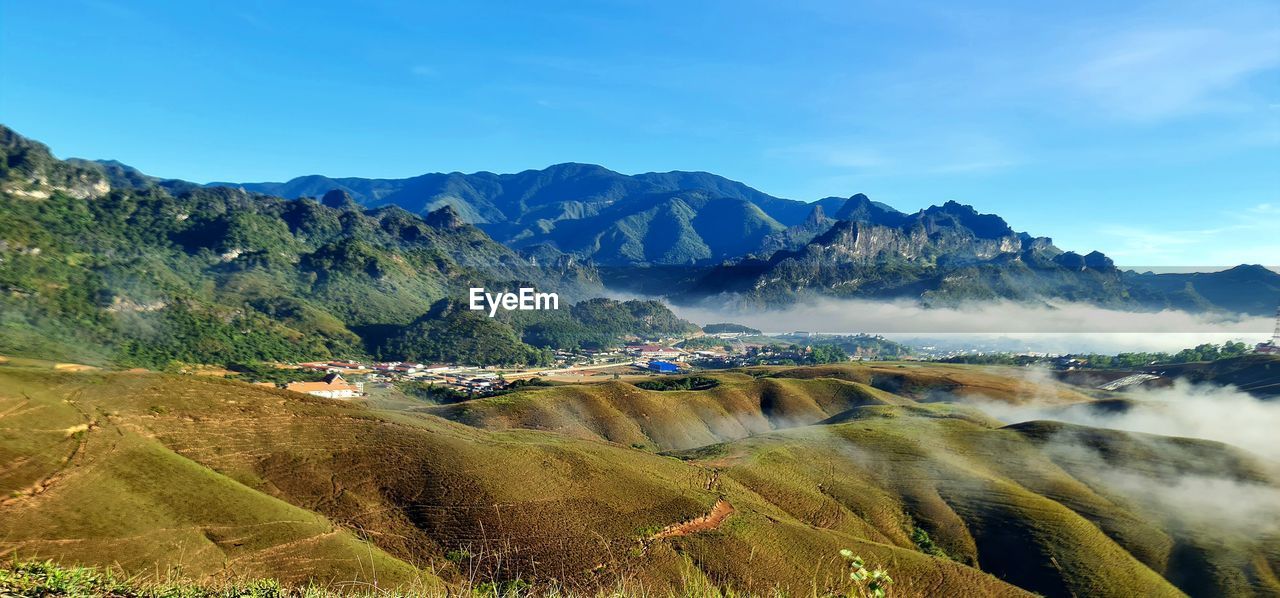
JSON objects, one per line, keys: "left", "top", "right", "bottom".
{"left": 634, "top": 376, "right": 720, "bottom": 391}
{"left": 835, "top": 550, "right": 893, "bottom": 598}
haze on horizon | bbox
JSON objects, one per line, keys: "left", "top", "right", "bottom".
{"left": 1, "top": 0, "right": 1276, "bottom": 267}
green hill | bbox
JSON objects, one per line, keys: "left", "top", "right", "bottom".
{"left": 0, "top": 125, "right": 703, "bottom": 368}
{"left": 4, "top": 361, "right": 1275, "bottom": 596}
{"left": 418, "top": 363, "right": 1095, "bottom": 451}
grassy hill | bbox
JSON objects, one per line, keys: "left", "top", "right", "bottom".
{"left": 418, "top": 363, "right": 1095, "bottom": 452}
{"left": 0, "top": 364, "right": 1026, "bottom": 596}
{"left": 4, "top": 361, "right": 1276, "bottom": 596}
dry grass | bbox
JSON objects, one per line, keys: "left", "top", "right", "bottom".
{"left": 2, "top": 363, "right": 1275, "bottom": 596}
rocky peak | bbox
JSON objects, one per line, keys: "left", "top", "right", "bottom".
{"left": 918, "top": 201, "right": 1013, "bottom": 240}
{"left": 1, "top": 125, "right": 110, "bottom": 200}
{"left": 804, "top": 204, "right": 828, "bottom": 227}
{"left": 1052, "top": 250, "right": 1116, "bottom": 271}
{"left": 425, "top": 204, "right": 466, "bottom": 229}
{"left": 1083, "top": 250, "right": 1115, "bottom": 271}
{"left": 833, "top": 193, "right": 906, "bottom": 227}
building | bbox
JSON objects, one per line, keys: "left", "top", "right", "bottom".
{"left": 299, "top": 360, "right": 369, "bottom": 373}
{"left": 648, "top": 360, "right": 680, "bottom": 373}
{"left": 285, "top": 373, "right": 363, "bottom": 399}
{"left": 634, "top": 345, "right": 681, "bottom": 359}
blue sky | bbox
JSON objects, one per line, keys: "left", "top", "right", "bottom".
{"left": 1, "top": 0, "right": 1277, "bottom": 266}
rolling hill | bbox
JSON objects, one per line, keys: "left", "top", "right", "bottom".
{"left": 4, "top": 361, "right": 1276, "bottom": 596}
{"left": 419, "top": 364, "right": 1096, "bottom": 451}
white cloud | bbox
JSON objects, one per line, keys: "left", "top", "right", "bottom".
{"left": 1061, "top": 25, "right": 1280, "bottom": 120}
{"left": 795, "top": 144, "right": 887, "bottom": 170}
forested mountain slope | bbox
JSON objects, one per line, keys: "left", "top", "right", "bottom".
{"left": 0, "top": 125, "right": 696, "bottom": 367}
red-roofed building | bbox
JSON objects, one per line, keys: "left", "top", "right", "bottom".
{"left": 285, "top": 373, "right": 363, "bottom": 399}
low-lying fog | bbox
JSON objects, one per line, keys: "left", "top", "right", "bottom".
{"left": 667, "top": 298, "right": 1272, "bottom": 353}
{"left": 657, "top": 293, "right": 1280, "bottom": 536}
{"left": 972, "top": 378, "right": 1280, "bottom": 462}
{"left": 968, "top": 378, "right": 1280, "bottom": 536}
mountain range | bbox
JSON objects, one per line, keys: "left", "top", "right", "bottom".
{"left": 0, "top": 125, "right": 699, "bottom": 367}
{"left": 3, "top": 120, "right": 1277, "bottom": 368}
{"left": 679, "top": 199, "right": 1280, "bottom": 312}
{"left": 206, "top": 166, "right": 904, "bottom": 266}
{"left": 202, "top": 152, "right": 1279, "bottom": 314}
{"left": 4, "top": 125, "right": 1280, "bottom": 597}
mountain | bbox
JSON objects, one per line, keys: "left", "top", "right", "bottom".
{"left": 1125, "top": 265, "right": 1280, "bottom": 315}
{"left": 0, "top": 125, "right": 699, "bottom": 368}
{"left": 678, "top": 200, "right": 1280, "bottom": 313}
{"left": 216, "top": 163, "right": 811, "bottom": 225}
{"left": 5, "top": 362, "right": 1277, "bottom": 596}
{"left": 830, "top": 192, "right": 908, "bottom": 224}
{"left": 214, "top": 162, "right": 1279, "bottom": 314}
{"left": 757, "top": 203, "right": 835, "bottom": 255}
{"left": 8, "top": 124, "right": 1276, "bottom": 316}
{"left": 0, "top": 126, "right": 111, "bottom": 200}
{"left": 509, "top": 190, "right": 787, "bottom": 265}
{"left": 204, "top": 163, "right": 814, "bottom": 262}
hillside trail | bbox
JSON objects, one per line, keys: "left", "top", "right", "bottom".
{"left": 650, "top": 499, "right": 734, "bottom": 539}
{"left": 0, "top": 387, "right": 98, "bottom": 507}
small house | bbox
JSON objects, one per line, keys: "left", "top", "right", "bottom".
{"left": 285, "top": 373, "right": 362, "bottom": 399}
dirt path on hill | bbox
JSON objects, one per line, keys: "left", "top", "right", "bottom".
{"left": 0, "top": 391, "right": 97, "bottom": 507}
{"left": 650, "top": 499, "right": 734, "bottom": 539}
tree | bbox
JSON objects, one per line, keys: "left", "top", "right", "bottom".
{"left": 811, "top": 344, "right": 850, "bottom": 364}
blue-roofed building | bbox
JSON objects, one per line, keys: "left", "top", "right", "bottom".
{"left": 647, "top": 360, "right": 679, "bottom": 373}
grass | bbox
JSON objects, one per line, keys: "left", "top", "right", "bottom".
{"left": 0, "top": 560, "right": 664, "bottom": 598}
{"left": 1, "top": 362, "right": 1276, "bottom": 597}
{"left": 0, "top": 557, "right": 890, "bottom": 597}
{"left": 0, "top": 559, "right": 292, "bottom": 597}
{"left": 418, "top": 372, "right": 910, "bottom": 452}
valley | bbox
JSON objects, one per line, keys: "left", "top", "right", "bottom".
{"left": 3, "top": 124, "right": 1279, "bottom": 597}
{"left": 4, "top": 1, "right": 1277, "bottom": 595}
